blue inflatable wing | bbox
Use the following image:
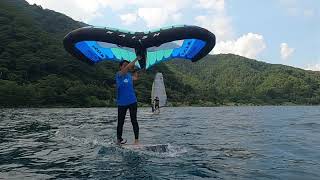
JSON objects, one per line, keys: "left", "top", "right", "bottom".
{"left": 63, "top": 25, "right": 215, "bottom": 69}
{"left": 74, "top": 41, "right": 140, "bottom": 68}
{"left": 145, "top": 39, "right": 206, "bottom": 69}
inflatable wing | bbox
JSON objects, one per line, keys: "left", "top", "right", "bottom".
{"left": 63, "top": 25, "right": 216, "bottom": 69}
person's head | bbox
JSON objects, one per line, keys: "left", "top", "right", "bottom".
{"left": 156, "top": 97, "right": 159, "bottom": 99}
{"left": 119, "top": 60, "right": 130, "bottom": 70}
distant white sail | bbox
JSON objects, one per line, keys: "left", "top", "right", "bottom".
{"left": 151, "top": 73, "right": 167, "bottom": 107}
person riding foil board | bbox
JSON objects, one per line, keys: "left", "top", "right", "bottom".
{"left": 115, "top": 56, "right": 142, "bottom": 145}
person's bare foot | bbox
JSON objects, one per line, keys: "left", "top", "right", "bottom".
{"left": 117, "top": 138, "right": 127, "bottom": 145}
{"left": 134, "top": 139, "right": 139, "bottom": 145}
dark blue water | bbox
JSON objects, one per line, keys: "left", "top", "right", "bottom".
{"left": 0, "top": 107, "right": 320, "bottom": 179}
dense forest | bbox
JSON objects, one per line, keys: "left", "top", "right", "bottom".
{"left": 167, "top": 55, "right": 320, "bottom": 105}
{"left": 0, "top": 0, "right": 319, "bottom": 107}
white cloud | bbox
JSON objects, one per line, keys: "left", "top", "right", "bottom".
{"left": 195, "top": 0, "right": 234, "bottom": 41}
{"left": 195, "top": 0, "right": 266, "bottom": 59}
{"left": 280, "top": 43, "right": 295, "bottom": 60}
{"left": 172, "top": 13, "right": 182, "bottom": 22}
{"left": 136, "top": 0, "right": 190, "bottom": 12}
{"left": 286, "top": 7, "right": 315, "bottom": 17}
{"left": 214, "top": 33, "right": 267, "bottom": 59}
{"left": 304, "top": 63, "right": 320, "bottom": 71}
{"left": 303, "top": 9, "right": 315, "bottom": 17}
{"left": 26, "top": 0, "right": 191, "bottom": 27}
{"left": 120, "top": 13, "right": 137, "bottom": 25}
{"left": 135, "top": 0, "right": 191, "bottom": 27}
{"left": 197, "top": 0, "right": 225, "bottom": 12}
{"left": 195, "top": 15, "right": 234, "bottom": 41}
{"left": 138, "top": 8, "right": 170, "bottom": 28}
{"left": 23, "top": 0, "right": 237, "bottom": 32}
{"left": 279, "top": 0, "right": 316, "bottom": 17}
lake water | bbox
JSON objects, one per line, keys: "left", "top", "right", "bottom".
{"left": 0, "top": 106, "right": 320, "bottom": 179}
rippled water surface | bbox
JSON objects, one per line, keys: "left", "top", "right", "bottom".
{"left": 0, "top": 106, "right": 320, "bottom": 179}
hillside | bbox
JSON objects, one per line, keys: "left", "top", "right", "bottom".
{"left": 167, "top": 55, "right": 320, "bottom": 105}
{"left": 0, "top": 0, "right": 319, "bottom": 107}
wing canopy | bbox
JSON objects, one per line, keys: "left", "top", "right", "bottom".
{"left": 63, "top": 25, "right": 215, "bottom": 69}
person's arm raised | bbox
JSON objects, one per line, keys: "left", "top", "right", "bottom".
{"left": 119, "top": 56, "right": 141, "bottom": 76}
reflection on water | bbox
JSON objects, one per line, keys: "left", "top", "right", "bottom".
{"left": 0, "top": 106, "right": 320, "bottom": 179}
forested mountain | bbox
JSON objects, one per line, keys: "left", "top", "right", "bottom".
{"left": 0, "top": 0, "right": 319, "bottom": 107}
{"left": 167, "top": 55, "right": 320, "bottom": 105}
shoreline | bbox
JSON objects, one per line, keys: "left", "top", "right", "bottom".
{"left": 1, "top": 104, "right": 319, "bottom": 109}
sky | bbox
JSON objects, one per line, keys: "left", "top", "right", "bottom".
{"left": 25, "top": 0, "right": 320, "bottom": 71}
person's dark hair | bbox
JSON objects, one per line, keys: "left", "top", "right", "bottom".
{"left": 119, "top": 60, "right": 130, "bottom": 67}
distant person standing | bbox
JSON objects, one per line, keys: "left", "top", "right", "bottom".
{"left": 115, "top": 56, "right": 141, "bottom": 145}
{"left": 154, "top": 96, "right": 160, "bottom": 112}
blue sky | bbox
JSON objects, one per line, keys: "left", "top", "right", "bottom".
{"left": 26, "top": 0, "right": 320, "bottom": 71}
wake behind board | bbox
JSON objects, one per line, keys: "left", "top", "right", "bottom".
{"left": 142, "top": 112, "right": 154, "bottom": 115}
{"left": 120, "top": 144, "right": 169, "bottom": 153}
